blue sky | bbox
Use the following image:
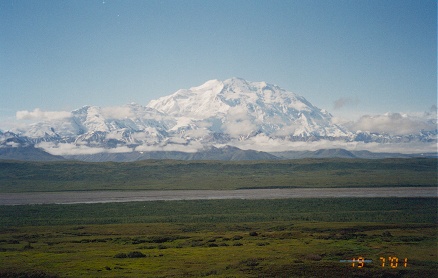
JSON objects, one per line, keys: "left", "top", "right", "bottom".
{"left": 0, "top": 0, "right": 436, "bottom": 127}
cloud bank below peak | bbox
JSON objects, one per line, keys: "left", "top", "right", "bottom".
{"left": 2, "top": 78, "right": 436, "bottom": 156}
{"left": 343, "top": 112, "right": 437, "bottom": 136}
{"left": 16, "top": 108, "right": 71, "bottom": 121}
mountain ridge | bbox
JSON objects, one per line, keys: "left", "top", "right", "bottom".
{"left": 1, "top": 78, "right": 436, "bottom": 160}
{"left": 147, "top": 77, "right": 350, "bottom": 139}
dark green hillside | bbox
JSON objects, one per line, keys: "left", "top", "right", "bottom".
{"left": 0, "top": 158, "right": 436, "bottom": 192}
{"left": 0, "top": 146, "right": 65, "bottom": 161}
{"left": 1, "top": 198, "right": 436, "bottom": 227}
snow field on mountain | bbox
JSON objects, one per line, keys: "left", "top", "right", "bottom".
{"left": 1, "top": 78, "right": 436, "bottom": 155}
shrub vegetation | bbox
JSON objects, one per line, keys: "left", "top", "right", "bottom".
{"left": 0, "top": 158, "right": 436, "bottom": 192}
{"left": 0, "top": 198, "right": 436, "bottom": 277}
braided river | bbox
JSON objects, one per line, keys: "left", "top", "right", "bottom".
{"left": 0, "top": 187, "right": 436, "bottom": 205}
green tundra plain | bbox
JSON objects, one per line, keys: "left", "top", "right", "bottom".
{"left": 0, "top": 158, "right": 437, "bottom": 277}
{"left": 0, "top": 158, "right": 436, "bottom": 192}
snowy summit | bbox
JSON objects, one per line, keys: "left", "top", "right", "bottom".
{"left": 148, "top": 77, "right": 350, "bottom": 139}
{"left": 1, "top": 78, "right": 436, "bottom": 156}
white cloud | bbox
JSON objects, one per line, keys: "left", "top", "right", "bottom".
{"left": 35, "top": 133, "right": 436, "bottom": 156}
{"left": 134, "top": 141, "right": 203, "bottom": 153}
{"left": 347, "top": 113, "right": 435, "bottom": 135}
{"left": 196, "top": 120, "right": 213, "bottom": 128}
{"left": 228, "top": 135, "right": 437, "bottom": 154}
{"left": 101, "top": 106, "right": 134, "bottom": 119}
{"left": 36, "top": 142, "right": 133, "bottom": 156}
{"left": 224, "top": 120, "right": 257, "bottom": 136}
{"left": 272, "top": 124, "right": 298, "bottom": 137}
{"left": 5, "top": 141, "right": 20, "bottom": 148}
{"left": 16, "top": 108, "right": 71, "bottom": 121}
{"left": 224, "top": 106, "right": 257, "bottom": 136}
{"left": 348, "top": 141, "right": 437, "bottom": 154}
{"left": 183, "top": 128, "right": 210, "bottom": 138}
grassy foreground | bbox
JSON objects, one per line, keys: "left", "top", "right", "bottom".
{"left": 0, "top": 158, "right": 436, "bottom": 192}
{"left": 0, "top": 198, "right": 437, "bottom": 277}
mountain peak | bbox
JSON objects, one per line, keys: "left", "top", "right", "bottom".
{"left": 146, "top": 78, "right": 348, "bottom": 138}
{"left": 223, "top": 76, "right": 249, "bottom": 85}
{"left": 4, "top": 78, "right": 434, "bottom": 157}
{"left": 188, "top": 78, "right": 270, "bottom": 95}
{"left": 190, "top": 79, "right": 222, "bottom": 91}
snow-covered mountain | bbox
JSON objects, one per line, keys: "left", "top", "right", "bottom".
{"left": 11, "top": 103, "right": 174, "bottom": 148}
{"left": 1, "top": 78, "right": 436, "bottom": 158}
{"left": 148, "top": 78, "right": 350, "bottom": 140}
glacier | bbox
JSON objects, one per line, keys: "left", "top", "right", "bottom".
{"left": 1, "top": 78, "right": 437, "bottom": 157}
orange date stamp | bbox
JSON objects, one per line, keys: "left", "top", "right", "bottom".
{"left": 340, "top": 256, "right": 408, "bottom": 268}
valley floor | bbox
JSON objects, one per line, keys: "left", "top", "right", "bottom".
{"left": 0, "top": 198, "right": 437, "bottom": 277}
{"left": 0, "top": 187, "right": 436, "bottom": 205}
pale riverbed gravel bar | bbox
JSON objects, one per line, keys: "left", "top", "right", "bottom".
{"left": 0, "top": 187, "right": 436, "bottom": 205}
